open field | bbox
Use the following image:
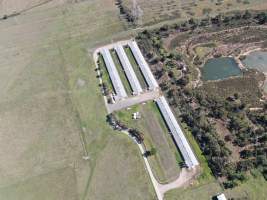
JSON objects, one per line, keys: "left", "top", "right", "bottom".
{"left": 0, "top": 0, "right": 53, "bottom": 16}
{"left": 115, "top": 101, "right": 182, "bottom": 183}
{"left": 86, "top": 134, "right": 156, "bottom": 200}
{"left": 224, "top": 170, "right": 267, "bottom": 200}
{"left": 165, "top": 181, "right": 222, "bottom": 200}
{"left": 120, "top": 0, "right": 267, "bottom": 26}
{"left": 165, "top": 170, "right": 267, "bottom": 200}
{"left": 201, "top": 70, "right": 265, "bottom": 106}
{"left": 0, "top": 0, "right": 156, "bottom": 199}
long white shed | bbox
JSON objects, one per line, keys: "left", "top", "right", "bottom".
{"left": 128, "top": 40, "right": 158, "bottom": 90}
{"left": 156, "top": 96, "right": 199, "bottom": 168}
{"left": 100, "top": 48, "right": 127, "bottom": 99}
{"left": 114, "top": 44, "right": 143, "bottom": 95}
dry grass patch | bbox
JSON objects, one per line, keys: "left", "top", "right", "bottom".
{"left": 120, "top": 0, "right": 267, "bottom": 26}
{"left": 115, "top": 102, "right": 182, "bottom": 183}
{"left": 0, "top": 0, "right": 155, "bottom": 199}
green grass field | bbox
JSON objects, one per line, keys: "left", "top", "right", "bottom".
{"left": 165, "top": 170, "right": 267, "bottom": 200}
{"left": 224, "top": 170, "right": 267, "bottom": 200}
{"left": 115, "top": 101, "right": 182, "bottom": 183}
{"left": 0, "top": 0, "right": 156, "bottom": 199}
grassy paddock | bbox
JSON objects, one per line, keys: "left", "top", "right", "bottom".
{"left": 224, "top": 170, "right": 267, "bottom": 200}
{"left": 165, "top": 170, "right": 267, "bottom": 200}
{"left": 115, "top": 101, "right": 181, "bottom": 183}
{"left": 165, "top": 181, "right": 222, "bottom": 200}
{"left": 0, "top": 0, "right": 156, "bottom": 199}
{"left": 120, "top": 0, "right": 267, "bottom": 26}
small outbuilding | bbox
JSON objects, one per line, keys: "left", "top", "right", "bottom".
{"left": 132, "top": 112, "right": 141, "bottom": 120}
{"left": 217, "top": 193, "right": 227, "bottom": 200}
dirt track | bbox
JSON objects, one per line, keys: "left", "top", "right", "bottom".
{"left": 0, "top": 0, "right": 64, "bottom": 17}
{"left": 122, "top": 130, "right": 198, "bottom": 200}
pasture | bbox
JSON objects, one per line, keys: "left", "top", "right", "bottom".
{"left": 1, "top": 0, "right": 266, "bottom": 199}
{"left": 0, "top": 0, "right": 155, "bottom": 199}
{"left": 115, "top": 101, "right": 182, "bottom": 183}
{"left": 165, "top": 170, "right": 267, "bottom": 200}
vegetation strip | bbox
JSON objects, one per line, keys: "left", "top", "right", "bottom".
{"left": 135, "top": 10, "right": 267, "bottom": 194}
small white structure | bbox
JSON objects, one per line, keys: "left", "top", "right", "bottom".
{"left": 217, "top": 193, "right": 227, "bottom": 200}
{"left": 128, "top": 40, "right": 159, "bottom": 91}
{"left": 114, "top": 44, "right": 143, "bottom": 95}
{"left": 100, "top": 48, "right": 127, "bottom": 99}
{"left": 132, "top": 112, "right": 141, "bottom": 120}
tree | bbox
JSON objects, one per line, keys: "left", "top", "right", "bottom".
{"left": 243, "top": 10, "right": 252, "bottom": 20}
{"left": 129, "top": 129, "right": 144, "bottom": 144}
{"left": 150, "top": 147, "right": 157, "bottom": 155}
{"left": 102, "top": 82, "right": 110, "bottom": 96}
{"left": 106, "top": 114, "right": 117, "bottom": 127}
{"left": 144, "top": 147, "right": 157, "bottom": 157}
{"left": 255, "top": 12, "right": 267, "bottom": 24}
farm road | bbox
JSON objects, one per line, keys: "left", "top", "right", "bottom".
{"left": 122, "top": 130, "right": 198, "bottom": 200}
{"left": 107, "top": 89, "right": 161, "bottom": 113}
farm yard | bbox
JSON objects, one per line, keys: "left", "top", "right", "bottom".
{"left": 96, "top": 42, "right": 178, "bottom": 184}
{"left": 118, "top": 0, "right": 267, "bottom": 26}
{"left": 96, "top": 39, "right": 203, "bottom": 200}
{"left": 0, "top": 0, "right": 267, "bottom": 199}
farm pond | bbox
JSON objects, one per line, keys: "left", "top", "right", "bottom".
{"left": 201, "top": 57, "right": 242, "bottom": 81}
{"left": 242, "top": 51, "right": 267, "bottom": 73}
{"left": 242, "top": 51, "right": 267, "bottom": 92}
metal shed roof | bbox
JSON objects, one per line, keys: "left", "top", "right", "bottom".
{"left": 114, "top": 44, "right": 143, "bottom": 95}
{"left": 156, "top": 96, "right": 199, "bottom": 168}
{"left": 101, "top": 48, "right": 127, "bottom": 99}
{"left": 128, "top": 41, "right": 158, "bottom": 90}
